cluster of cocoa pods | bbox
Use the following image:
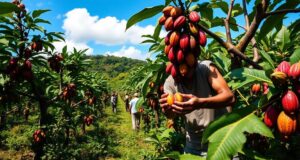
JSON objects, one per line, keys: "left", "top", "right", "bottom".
{"left": 12, "top": 0, "right": 26, "bottom": 18}
{"left": 48, "top": 54, "right": 63, "bottom": 73}
{"left": 251, "top": 82, "right": 269, "bottom": 95}
{"left": 62, "top": 83, "right": 76, "bottom": 100}
{"left": 84, "top": 90, "right": 97, "bottom": 105}
{"left": 84, "top": 115, "right": 93, "bottom": 126}
{"left": 6, "top": 57, "right": 33, "bottom": 81}
{"left": 264, "top": 61, "right": 300, "bottom": 139}
{"left": 33, "top": 129, "right": 46, "bottom": 143}
{"left": 159, "top": 6, "right": 207, "bottom": 80}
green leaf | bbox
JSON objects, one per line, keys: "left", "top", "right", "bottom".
{"left": 191, "top": 3, "right": 213, "bottom": 20}
{"left": 126, "top": 5, "right": 164, "bottom": 30}
{"left": 225, "top": 68, "right": 272, "bottom": 84}
{"left": 275, "top": 26, "right": 290, "bottom": 52}
{"left": 232, "top": 4, "right": 243, "bottom": 17}
{"left": 32, "top": 10, "right": 50, "bottom": 18}
{"left": 34, "top": 18, "right": 51, "bottom": 24}
{"left": 290, "top": 48, "right": 300, "bottom": 64}
{"left": 179, "top": 154, "right": 205, "bottom": 160}
{"left": 0, "top": 2, "right": 20, "bottom": 15}
{"left": 153, "top": 23, "right": 162, "bottom": 41}
{"left": 259, "top": 50, "right": 275, "bottom": 69}
{"left": 211, "top": 1, "right": 228, "bottom": 14}
{"left": 204, "top": 107, "right": 273, "bottom": 160}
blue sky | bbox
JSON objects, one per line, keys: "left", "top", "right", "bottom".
{"left": 3, "top": 0, "right": 299, "bottom": 60}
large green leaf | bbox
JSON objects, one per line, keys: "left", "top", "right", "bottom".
{"left": 203, "top": 107, "right": 273, "bottom": 160}
{"left": 179, "top": 154, "right": 205, "bottom": 160}
{"left": 290, "top": 48, "right": 300, "bottom": 64}
{"left": 126, "top": 5, "right": 164, "bottom": 30}
{"left": 225, "top": 68, "right": 272, "bottom": 84}
{"left": 32, "top": 9, "right": 50, "bottom": 18}
{"left": 275, "top": 26, "right": 290, "bottom": 52}
{"left": 0, "top": 2, "right": 20, "bottom": 15}
{"left": 259, "top": 50, "right": 275, "bottom": 69}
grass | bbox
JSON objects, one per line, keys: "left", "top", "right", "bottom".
{"left": 100, "top": 96, "right": 156, "bottom": 160}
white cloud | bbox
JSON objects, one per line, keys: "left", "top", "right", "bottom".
{"left": 104, "top": 46, "right": 147, "bottom": 60}
{"left": 53, "top": 40, "right": 93, "bottom": 55}
{"left": 56, "top": 14, "right": 62, "bottom": 20}
{"left": 62, "top": 8, "right": 165, "bottom": 45}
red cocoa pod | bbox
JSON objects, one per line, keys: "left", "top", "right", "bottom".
{"left": 177, "top": 49, "right": 184, "bottom": 63}
{"left": 166, "top": 63, "right": 173, "bottom": 74}
{"left": 9, "top": 58, "right": 18, "bottom": 67}
{"left": 168, "top": 47, "right": 176, "bottom": 63}
{"left": 164, "top": 17, "right": 174, "bottom": 31}
{"left": 190, "top": 35, "right": 197, "bottom": 50}
{"left": 56, "top": 54, "right": 64, "bottom": 61}
{"left": 18, "top": 3, "right": 25, "bottom": 10}
{"left": 185, "top": 53, "right": 196, "bottom": 67}
{"left": 170, "top": 31, "right": 180, "bottom": 46}
{"left": 179, "top": 34, "right": 189, "bottom": 50}
{"left": 10, "top": 67, "right": 19, "bottom": 80}
{"left": 262, "top": 82, "right": 269, "bottom": 95}
{"left": 171, "top": 65, "right": 177, "bottom": 78}
{"left": 170, "top": 7, "right": 182, "bottom": 18}
{"left": 23, "top": 60, "right": 32, "bottom": 69}
{"left": 277, "top": 111, "right": 296, "bottom": 139}
{"left": 163, "top": 6, "right": 174, "bottom": 16}
{"left": 198, "top": 30, "right": 207, "bottom": 47}
{"left": 251, "top": 83, "right": 261, "bottom": 94}
{"left": 277, "top": 61, "right": 290, "bottom": 74}
{"left": 281, "top": 90, "right": 299, "bottom": 114}
{"left": 174, "top": 16, "right": 186, "bottom": 29}
{"left": 164, "top": 45, "right": 172, "bottom": 56}
{"left": 165, "top": 32, "right": 171, "bottom": 45}
{"left": 189, "top": 11, "right": 200, "bottom": 23}
{"left": 159, "top": 15, "right": 167, "bottom": 25}
{"left": 264, "top": 106, "right": 279, "bottom": 128}
{"left": 288, "top": 62, "right": 300, "bottom": 79}
{"left": 189, "top": 23, "right": 199, "bottom": 35}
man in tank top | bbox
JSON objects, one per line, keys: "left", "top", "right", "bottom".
{"left": 159, "top": 60, "right": 235, "bottom": 156}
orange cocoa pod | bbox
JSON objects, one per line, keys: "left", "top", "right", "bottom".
{"left": 167, "top": 93, "right": 175, "bottom": 105}
{"left": 159, "top": 15, "right": 167, "bottom": 25}
{"left": 277, "top": 111, "right": 297, "bottom": 139}
{"left": 174, "top": 92, "right": 183, "bottom": 102}
{"left": 185, "top": 53, "right": 196, "bottom": 67}
{"left": 163, "top": 6, "right": 174, "bottom": 16}
{"left": 164, "top": 17, "right": 174, "bottom": 31}
{"left": 169, "top": 31, "right": 180, "bottom": 46}
{"left": 170, "top": 7, "right": 182, "bottom": 18}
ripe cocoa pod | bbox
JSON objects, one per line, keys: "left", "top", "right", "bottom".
{"left": 251, "top": 83, "right": 261, "bottom": 94}
{"left": 277, "top": 111, "right": 296, "bottom": 138}
{"left": 23, "top": 60, "right": 32, "bottom": 69}
{"left": 271, "top": 71, "right": 288, "bottom": 85}
{"left": 9, "top": 58, "right": 18, "bottom": 67}
{"left": 277, "top": 61, "right": 290, "bottom": 74}
{"left": 288, "top": 62, "right": 300, "bottom": 79}
{"left": 189, "top": 35, "right": 197, "bottom": 50}
{"left": 174, "top": 92, "right": 183, "bottom": 102}
{"left": 177, "top": 49, "right": 184, "bottom": 63}
{"left": 166, "top": 63, "right": 173, "bottom": 74}
{"left": 189, "top": 23, "right": 199, "bottom": 35}
{"left": 179, "top": 63, "right": 188, "bottom": 77}
{"left": 179, "top": 34, "right": 189, "bottom": 50}
{"left": 198, "top": 30, "right": 207, "bottom": 47}
{"left": 185, "top": 53, "right": 196, "bottom": 67}
{"left": 281, "top": 90, "right": 299, "bottom": 114}
{"left": 164, "top": 17, "right": 174, "bottom": 31}
{"left": 164, "top": 45, "right": 171, "bottom": 56}
{"left": 174, "top": 16, "right": 186, "bottom": 29}
{"left": 189, "top": 11, "right": 200, "bottom": 23}
{"left": 166, "top": 119, "right": 174, "bottom": 128}
{"left": 167, "top": 93, "right": 175, "bottom": 105}
{"left": 163, "top": 6, "right": 174, "bottom": 16}
{"left": 264, "top": 106, "right": 279, "bottom": 128}
{"left": 262, "top": 82, "right": 269, "bottom": 95}
{"left": 18, "top": 3, "right": 25, "bottom": 10}
{"left": 170, "top": 31, "right": 180, "bottom": 46}
{"left": 171, "top": 65, "right": 177, "bottom": 78}
{"left": 168, "top": 47, "right": 176, "bottom": 63}
{"left": 165, "top": 32, "right": 171, "bottom": 45}
{"left": 159, "top": 15, "right": 167, "bottom": 25}
{"left": 170, "top": 7, "right": 182, "bottom": 18}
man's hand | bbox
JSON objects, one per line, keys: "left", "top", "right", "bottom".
{"left": 171, "top": 93, "right": 202, "bottom": 114}
{"left": 159, "top": 93, "right": 176, "bottom": 119}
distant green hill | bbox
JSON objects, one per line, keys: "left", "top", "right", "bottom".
{"left": 86, "top": 55, "right": 146, "bottom": 90}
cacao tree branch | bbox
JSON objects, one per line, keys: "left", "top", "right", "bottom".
{"left": 236, "top": 1, "right": 269, "bottom": 53}
{"left": 265, "top": 8, "right": 300, "bottom": 17}
{"left": 71, "top": 99, "right": 87, "bottom": 108}
{"left": 177, "top": 0, "right": 185, "bottom": 12}
{"left": 242, "top": 0, "right": 260, "bottom": 63}
{"left": 228, "top": 21, "right": 247, "bottom": 30}
{"left": 224, "top": 0, "right": 235, "bottom": 43}
{"left": 197, "top": 24, "right": 263, "bottom": 69}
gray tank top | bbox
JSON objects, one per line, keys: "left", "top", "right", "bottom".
{"left": 164, "top": 60, "right": 226, "bottom": 150}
